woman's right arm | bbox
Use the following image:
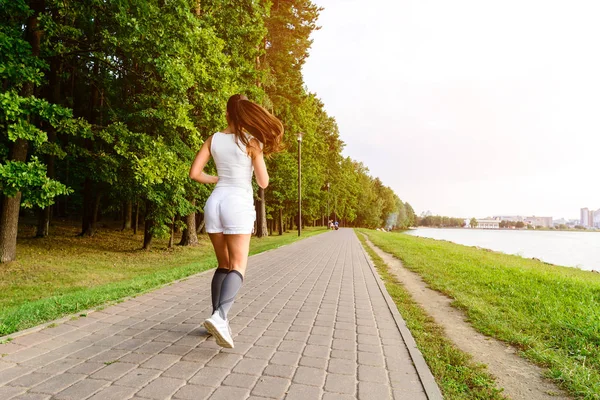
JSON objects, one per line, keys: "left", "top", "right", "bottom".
{"left": 249, "top": 138, "right": 269, "bottom": 189}
{"left": 189, "top": 136, "right": 218, "bottom": 184}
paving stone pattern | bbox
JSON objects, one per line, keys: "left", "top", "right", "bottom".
{"left": 0, "top": 229, "right": 432, "bottom": 399}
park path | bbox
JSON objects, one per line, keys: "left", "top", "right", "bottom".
{"left": 0, "top": 229, "right": 441, "bottom": 400}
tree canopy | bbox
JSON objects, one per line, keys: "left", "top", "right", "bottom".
{"left": 0, "top": 0, "right": 414, "bottom": 262}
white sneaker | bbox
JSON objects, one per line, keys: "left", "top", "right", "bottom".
{"left": 203, "top": 312, "right": 234, "bottom": 348}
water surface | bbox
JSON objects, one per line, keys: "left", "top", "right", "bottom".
{"left": 405, "top": 228, "right": 600, "bottom": 271}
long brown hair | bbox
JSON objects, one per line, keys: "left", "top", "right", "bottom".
{"left": 226, "top": 94, "right": 284, "bottom": 156}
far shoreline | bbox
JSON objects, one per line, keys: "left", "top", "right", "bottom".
{"left": 408, "top": 226, "right": 599, "bottom": 233}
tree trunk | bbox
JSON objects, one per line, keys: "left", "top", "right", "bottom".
{"left": 92, "top": 193, "right": 102, "bottom": 228}
{"left": 36, "top": 55, "right": 60, "bottom": 238}
{"left": 122, "top": 201, "right": 132, "bottom": 230}
{"left": 81, "top": 17, "right": 99, "bottom": 237}
{"left": 0, "top": 1, "right": 44, "bottom": 262}
{"left": 143, "top": 201, "right": 153, "bottom": 250}
{"left": 172, "top": 215, "right": 179, "bottom": 234}
{"left": 57, "top": 159, "right": 69, "bottom": 217}
{"left": 134, "top": 201, "right": 139, "bottom": 234}
{"left": 36, "top": 206, "right": 51, "bottom": 238}
{"left": 198, "top": 220, "right": 206, "bottom": 234}
{"left": 0, "top": 188, "right": 24, "bottom": 263}
{"left": 180, "top": 202, "right": 198, "bottom": 246}
{"left": 168, "top": 216, "right": 175, "bottom": 248}
{"left": 278, "top": 208, "right": 283, "bottom": 235}
{"left": 80, "top": 177, "right": 95, "bottom": 236}
{"left": 195, "top": 212, "right": 205, "bottom": 234}
{"left": 255, "top": 187, "right": 268, "bottom": 237}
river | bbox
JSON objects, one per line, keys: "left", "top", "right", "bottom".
{"left": 405, "top": 228, "right": 600, "bottom": 271}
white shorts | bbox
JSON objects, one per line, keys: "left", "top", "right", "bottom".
{"left": 204, "top": 187, "right": 256, "bottom": 235}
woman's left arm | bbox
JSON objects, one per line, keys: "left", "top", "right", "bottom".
{"left": 189, "top": 136, "right": 219, "bottom": 184}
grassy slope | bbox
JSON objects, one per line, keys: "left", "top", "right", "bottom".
{"left": 361, "top": 229, "right": 600, "bottom": 399}
{"left": 0, "top": 222, "right": 325, "bottom": 336}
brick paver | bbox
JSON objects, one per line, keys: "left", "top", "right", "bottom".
{"left": 0, "top": 229, "right": 440, "bottom": 399}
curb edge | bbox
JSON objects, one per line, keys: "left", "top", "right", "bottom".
{"left": 355, "top": 231, "right": 444, "bottom": 400}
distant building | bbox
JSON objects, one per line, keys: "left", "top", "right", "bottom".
{"left": 492, "top": 215, "right": 554, "bottom": 227}
{"left": 493, "top": 215, "right": 523, "bottom": 222}
{"left": 553, "top": 218, "right": 579, "bottom": 228}
{"left": 553, "top": 218, "right": 567, "bottom": 226}
{"left": 524, "top": 216, "right": 553, "bottom": 228}
{"left": 581, "top": 208, "right": 591, "bottom": 227}
{"left": 476, "top": 218, "right": 500, "bottom": 229}
{"left": 594, "top": 210, "right": 600, "bottom": 228}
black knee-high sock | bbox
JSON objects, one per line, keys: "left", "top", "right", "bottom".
{"left": 216, "top": 270, "right": 244, "bottom": 320}
{"left": 211, "top": 268, "right": 229, "bottom": 314}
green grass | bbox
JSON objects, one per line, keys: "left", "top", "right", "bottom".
{"left": 359, "top": 228, "right": 600, "bottom": 400}
{"left": 0, "top": 221, "right": 325, "bottom": 336}
{"left": 356, "top": 230, "right": 507, "bottom": 400}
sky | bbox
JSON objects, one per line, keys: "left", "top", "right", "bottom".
{"left": 302, "top": 0, "right": 600, "bottom": 220}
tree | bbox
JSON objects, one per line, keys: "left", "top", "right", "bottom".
{"left": 470, "top": 218, "right": 478, "bottom": 228}
{"left": 0, "top": 0, "right": 90, "bottom": 262}
{"left": 202, "top": 0, "right": 269, "bottom": 237}
{"left": 260, "top": 0, "right": 322, "bottom": 233}
{"left": 404, "top": 202, "right": 416, "bottom": 227}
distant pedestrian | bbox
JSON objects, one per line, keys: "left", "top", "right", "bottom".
{"left": 334, "top": 221, "right": 339, "bottom": 230}
{"left": 189, "top": 94, "right": 284, "bottom": 348}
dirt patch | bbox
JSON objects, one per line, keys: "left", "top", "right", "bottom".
{"left": 363, "top": 236, "right": 571, "bottom": 400}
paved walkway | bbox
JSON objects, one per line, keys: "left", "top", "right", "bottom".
{"left": 0, "top": 229, "right": 440, "bottom": 400}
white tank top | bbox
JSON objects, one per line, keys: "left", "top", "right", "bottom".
{"left": 211, "top": 132, "right": 254, "bottom": 190}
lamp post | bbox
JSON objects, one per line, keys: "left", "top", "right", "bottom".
{"left": 334, "top": 195, "right": 337, "bottom": 225}
{"left": 297, "top": 132, "right": 304, "bottom": 236}
{"left": 326, "top": 182, "right": 330, "bottom": 228}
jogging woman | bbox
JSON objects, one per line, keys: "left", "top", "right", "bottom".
{"left": 189, "top": 94, "right": 283, "bottom": 348}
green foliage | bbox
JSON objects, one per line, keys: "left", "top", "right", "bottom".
{"left": 418, "top": 215, "right": 466, "bottom": 228}
{"left": 500, "top": 220, "right": 543, "bottom": 230}
{"left": 0, "top": 4, "right": 89, "bottom": 209}
{"left": 0, "top": 0, "right": 46, "bottom": 89}
{"left": 0, "top": 157, "right": 71, "bottom": 207}
{"left": 1, "top": 0, "right": 410, "bottom": 256}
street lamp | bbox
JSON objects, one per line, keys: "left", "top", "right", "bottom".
{"left": 334, "top": 194, "right": 337, "bottom": 226}
{"left": 297, "top": 132, "right": 304, "bottom": 236}
{"left": 326, "top": 182, "right": 330, "bottom": 228}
